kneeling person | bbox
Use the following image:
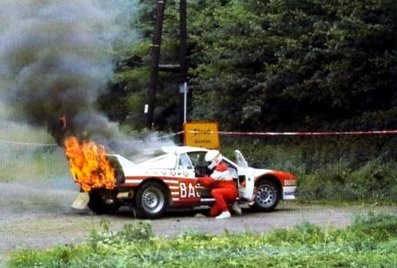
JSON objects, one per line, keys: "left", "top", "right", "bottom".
{"left": 197, "top": 150, "right": 239, "bottom": 219}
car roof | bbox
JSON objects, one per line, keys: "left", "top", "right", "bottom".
{"left": 159, "top": 146, "right": 209, "bottom": 154}
{"left": 108, "top": 146, "right": 211, "bottom": 165}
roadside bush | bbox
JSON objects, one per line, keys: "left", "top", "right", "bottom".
{"left": 89, "top": 219, "right": 153, "bottom": 246}
{"left": 297, "top": 160, "right": 397, "bottom": 202}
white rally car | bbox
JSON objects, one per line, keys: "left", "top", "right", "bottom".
{"left": 84, "top": 146, "right": 297, "bottom": 219}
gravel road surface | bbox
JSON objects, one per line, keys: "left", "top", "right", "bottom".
{"left": 1, "top": 181, "right": 396, "bottom": 266}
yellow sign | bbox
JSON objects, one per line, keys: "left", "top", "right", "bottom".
{"left": 184, "top": 122, "right": 220, "bottom": 149}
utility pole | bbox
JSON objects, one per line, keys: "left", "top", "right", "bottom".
{"left": 146, "top": 0, "right": 188, "bottom": 129}
{"left": 147, "top": 0, "right": 166, "bottom": 129}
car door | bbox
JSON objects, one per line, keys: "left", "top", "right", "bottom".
{"left": 174, "top": 153, "right": 201, "bottom": 204}
{"left": 234, "top": 150, "right": 255, "bottom": 201}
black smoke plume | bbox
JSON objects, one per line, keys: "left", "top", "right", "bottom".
{"left": 0, "top": 0, "right": 137, "bottom": 145}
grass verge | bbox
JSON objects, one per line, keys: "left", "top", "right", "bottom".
{"left": 8, "top": 213, "right": 397, "bottom": 267}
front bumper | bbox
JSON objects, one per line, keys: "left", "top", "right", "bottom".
{"left": 282, "top": 186, "right": 296, "bottom": 200}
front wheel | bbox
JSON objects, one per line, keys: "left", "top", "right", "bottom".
{"left": 251, "top": 180, "right": 280, "bottom": 212}
{"left": 134, "top": 181, "right": 169, "bottom": 219}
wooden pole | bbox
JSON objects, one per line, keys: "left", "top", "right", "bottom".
{"left": 147, "top": 0, "right": 166, "bottom": 129}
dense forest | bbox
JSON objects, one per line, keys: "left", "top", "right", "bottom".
{"left": 100, "top": 0, "right": 397, "bottom": 133}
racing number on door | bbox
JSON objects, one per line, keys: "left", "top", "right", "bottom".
{"left": 179, "top": 182, "right": 200, "bottom": 198}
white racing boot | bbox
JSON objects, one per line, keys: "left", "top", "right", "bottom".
{"left": 215, "top": 211, "right": 231, "bottom": 219}
{"left": 232, "top": 201, "right": 242, "bottom": 216}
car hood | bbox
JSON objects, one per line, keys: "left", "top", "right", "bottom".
{"left": 250, "top": 167, "right": 295, "bottom": 180}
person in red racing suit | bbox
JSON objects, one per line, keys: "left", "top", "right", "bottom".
{"left": 197, "top": 150, "right": 239, "bottom": 219}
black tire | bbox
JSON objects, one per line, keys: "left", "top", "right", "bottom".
{"left": 88, "top": 189, "right": 120, "bottom": 215}
{"left": 134, "top": 181, "right": 169, "bottom": 219}
{"left": 251, "top": 180, "right": 280, "bottom": 212}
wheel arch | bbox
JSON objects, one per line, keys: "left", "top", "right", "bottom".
{"left": 256, "top": 174, "right": 283, "bottom": 197}
{"left": 136, "top": 177, "right": 172, "bottom": 203}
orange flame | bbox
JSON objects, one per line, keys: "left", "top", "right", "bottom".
{"left": 64, "top": 136, "right": 116, "bottom": 192}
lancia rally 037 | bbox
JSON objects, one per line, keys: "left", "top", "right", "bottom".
{"left": 75, "top": 146, "right": 297, "bottom": 219}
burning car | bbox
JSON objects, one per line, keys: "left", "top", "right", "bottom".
{"left": 68, "top": 144, "right": 297, "bottom": 219}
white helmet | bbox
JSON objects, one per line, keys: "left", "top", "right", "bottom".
{"left": 205, "top": 149, "right": 223, "bottom": 169}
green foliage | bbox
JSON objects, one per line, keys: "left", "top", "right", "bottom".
{"left": 89, "top": 219, "right": 153, "bottom": 246}
{"left": 221, "top": 134, "right": 397, "bottom": 202}
{"left": 100, "top": 0, "right": 397, "bottom": 132}
{"left": 347, "top": 213, "right": 397, "bottom": 242}
{"left": 0, "top": 145, "right": 68, "bottom": 183}
{"left": 297, "top": 155, "right": 397, "bottom": 201}
{"left": 189, "top": 1, "right": 265, "bottom": 129}
{"left": 265, "top": 221, "right": 326, "bottom": 246}
{"left": 8, "top": 214, "right": 397, "bottom": 267}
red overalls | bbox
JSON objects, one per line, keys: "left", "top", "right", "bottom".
{"left": 197, "top": 162, "right": 238, "bottom": 217}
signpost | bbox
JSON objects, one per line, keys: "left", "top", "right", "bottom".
{"left": 183, "top": 122, "right": 220, "bottom": 149}
{"left": 179, "top": 82, "right": 188, "bottom": 124}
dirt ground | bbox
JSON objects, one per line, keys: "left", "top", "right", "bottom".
{"left": 1, "top": 181, "right": 397, "bottom": 267}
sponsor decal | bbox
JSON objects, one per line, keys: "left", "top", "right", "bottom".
{"left": 179, "top": 182, "right": 200, "bottom": 198}
{"left": 169, "top": 186, "right": 179, "bottom": 190}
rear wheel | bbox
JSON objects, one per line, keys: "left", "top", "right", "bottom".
{"left": 251, "top": 180, "right": 280, "bottom": 212}
{"left": 134, "top": 181, "right": 169, "bottom": 219}
{"left": 88, "top": 189, "right": 120, "bottom": 215}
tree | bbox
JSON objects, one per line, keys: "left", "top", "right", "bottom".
{"left": 189, "top": 0, "right": 397, "bottom": 131}
{"left": 101, "top": 0, "right": 397, "bottom": 132}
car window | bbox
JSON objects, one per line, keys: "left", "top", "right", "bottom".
{"left": 187, "top": 152, "right": 206, "bottom": 167}
{"left": 177, "top": 153, "right": 193, "bottom": 169}
{"left": 187, "top": 152, "right": 210, "bottom": 177}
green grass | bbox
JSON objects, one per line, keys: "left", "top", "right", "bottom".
{"left": 221, "top": 135, "right": 397, "bottom": 203}
{"left": 8, "top": 213, "right": 397, "bottom": 267}
{"left": 0, "top": 145, "right": 69, "bottom": 183}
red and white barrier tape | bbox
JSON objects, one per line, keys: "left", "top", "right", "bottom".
{"left": 2, "top": 129, "right": 397, "bottom": 147}
{"left": 186, "top": 130, "right": 397, "bottom": 136}
{"left": 156, "top": 131, "right": 184, "bottom": 140}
